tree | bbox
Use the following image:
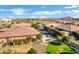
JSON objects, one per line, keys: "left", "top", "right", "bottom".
{"left": 61, "top": 36, "right": 71, "bottom": 44}
{"left": 36, "top": 33, "right": 42, "bottom": 40}
{"left": 56, "top": 36, "right": 62, "bottom": 42}
{"left": 32, "top": 23, "right": 40, "bottom": 30}
{"left": 2, "top": 22, "right": 12, "bottom": 28}
{"left": 27, "top": 18, "right": 32, "bottom": 22}
{"left": 27, "top": 48, "right": 38, "bottom": 54}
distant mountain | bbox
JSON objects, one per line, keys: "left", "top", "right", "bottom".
{"left": 61, "top": 17, "right": 74, "bottom": 20}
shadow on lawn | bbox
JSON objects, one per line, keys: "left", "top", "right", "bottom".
{"left": 49, "top": 41, "right": 62, "bottom": 46}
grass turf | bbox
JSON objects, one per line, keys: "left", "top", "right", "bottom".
{"left": 46, "top": 42, "right": 75, "bottom": 54}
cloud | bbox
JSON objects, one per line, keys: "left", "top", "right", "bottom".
{"left": 10, "top": 8, "right": 26, "bottom": 15}
{"left": 33, "top": 10, "right": 62, "bottom": 15}
{"left": 0, "top": 8, "right": 27, "bottom": 15}
{"left": 39, "top": 16, "right": 46, "bottom": 18}
{"left": 0, "top": 9, "right": 7, "bottom": 11}
{"left": 64, "top": 10, "right": 79, "bottom": 14}
{"left": 51, "top": 11, "right": 62, "bottom": 14}
{"left": 63, "top": 10, "right": 79, "bottom": 18}
{"left": 64, "top": 5, "right": 79, "bottom": 8}
{"left": 72, "top": 10, "right": 79, "bottom": 14}
{"left": 34, "top": 11, "right": 50, "bottom": 15}
{"left": 29, "top": 16, "right": 37, "bottom": 18}
{"left": 73, "top": 15, "right": 79, "bottom": 18}
{"left": 28, "top": 15, "right": 47, "bottom": 18}
{"left": 64, "top": 11, "right": 71, "bottom": 13}
{"left": 29, "top": 16, "right": 46, "bottom": 18}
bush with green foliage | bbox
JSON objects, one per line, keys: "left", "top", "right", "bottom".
{"left": 56, "top": 37, "right": 62, "bottom": 42}
{"left": 1, "top": 49, "right": 16, "bottom": 54}
{"left": 27, "top": 48, "right": 38, "bottom": 54}
{"left": 36, "top": 33, "right": 42, "bottom": 40}
{"left": 44, "top": 27, "right": 62, "bottom": 37}
{"left": 49, "top": 41, "right": 62, "bottom": 45}
{"left": 32, "top": 23, "right": 41, "bottom": 30}
{"left": 72, "top": 32, "right": 79, "bottom": 40}
{"left": 2, "top": 22, "right": 12, "bottom": 28}
{"left": 61, "top": 36, "right": 71, "bottom": 44}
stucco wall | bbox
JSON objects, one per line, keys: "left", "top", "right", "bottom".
{"left": 0, "top": 35, "right": 36, "bottom": 48}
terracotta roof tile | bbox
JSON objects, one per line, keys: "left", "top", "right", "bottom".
{"left": 56, "top": 24, "right": 79, "bottom": 32}
{"left": 0, "top": 27, "right": 39, "bottom": 38}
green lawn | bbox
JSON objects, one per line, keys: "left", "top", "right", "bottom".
{"left": 46, "top": 41, "right": 75, "bottom": 54}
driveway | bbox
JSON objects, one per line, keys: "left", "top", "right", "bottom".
{"left": 40, "top": 30, "right": 56, "bottom": 42}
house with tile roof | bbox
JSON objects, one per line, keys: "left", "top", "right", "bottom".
{"left": 56, "top": 24, "right": 79, "bottom": 32}
{"left": 1, "top": 18, "right": 12, "bottom": 21}
{"left": 56, "top": 24, "right": 79, "bottom": 36}
{"left": 0, "top": 27, "right": 39, "bottom": 47}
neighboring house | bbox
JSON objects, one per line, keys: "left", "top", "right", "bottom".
{"left": 56, "top": 24, "right": 79, "bottom": 32}
{"left": 0, "top": 27, "right": 39, "bottom": 47}
{"left": 74, "top": 22, "right": 79, "bottom": 26}
{"left": 1, "top": 18, "right": 12, "bottom": 21}
{"left": 43, "top": 23, "right": 60, "bottom": 28}
{"left": 56, "top": 24, "right": 79, "bottom": 50}
{"left": 56, "top": 24, "right": 79, "bottom": 36}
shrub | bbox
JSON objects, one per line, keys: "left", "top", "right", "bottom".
{"left": 27, "top": 48, "right": 38, "bottom": 54}
{"left": 72, "top": 32, "right": 79, "bottom": 40}
{"left": 44, "top": 27, "right": 62, "bottom": 37}
{"left": 23, "top": 39, "right": 28, "bottom": 44}
{"left": 36, "top": 33, "right": 42, "bottom": 40}
{"left": 56, "top": 37, "right": 62, "bottom": 42}
{"left": 49, "top": 41, "right": 62, "bottom": 45}
{"left": 32, "top": 23, "right": 40, "bottom": 30}
{"left": 1, "top": 49, "right": 13, "bottom": 54}
{"left": 61, "top": 36, "right": 71, "bottom": 44}
{"left": 13, "top": 39, "right": 18, "bottom": 45}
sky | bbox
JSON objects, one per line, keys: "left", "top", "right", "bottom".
{"left": 0, "top": 5, "right": 79, "bottom": 18}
